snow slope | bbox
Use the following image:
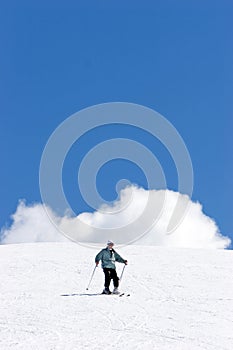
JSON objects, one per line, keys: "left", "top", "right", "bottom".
{"left": 0, "top": 243, "right": 233, "bottom": 350}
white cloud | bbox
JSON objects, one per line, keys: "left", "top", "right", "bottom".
{"left": 0, "top": 187, "right": 231, "bottom": 249}
{"left": 0, "top": 200, "right": 68, "bottom": 244}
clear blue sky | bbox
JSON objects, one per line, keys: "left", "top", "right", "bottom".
{"left": 0, "top": 1, "right": 232, "bottom": 244}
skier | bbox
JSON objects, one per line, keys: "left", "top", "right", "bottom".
{"left": 95, "top": 240, "right": 128, "bottom": 295}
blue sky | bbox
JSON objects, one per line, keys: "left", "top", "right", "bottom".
{"left": 0, "top": 1, "right": 232, "bottom": 245}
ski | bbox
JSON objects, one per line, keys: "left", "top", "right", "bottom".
{"left": 100, "top": 292, "right": 130, "bottom": 297}
{"left": 119, "top": 293, "right": 130, "bottom": 297}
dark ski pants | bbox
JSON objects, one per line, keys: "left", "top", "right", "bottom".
{"left": 103, "top": 268, "right": 119, "bottom": 289}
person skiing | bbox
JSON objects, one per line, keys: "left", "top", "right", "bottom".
{"left": 95, "top": 240, "right": 128, "bottom": 295}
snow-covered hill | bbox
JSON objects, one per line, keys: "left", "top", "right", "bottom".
{"left": 1, "top": 243, "right": 233, "bottom": 350}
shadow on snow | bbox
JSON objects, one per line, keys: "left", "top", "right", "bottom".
{"left": 61, "top": 293, "right": 101, "bottom": 297}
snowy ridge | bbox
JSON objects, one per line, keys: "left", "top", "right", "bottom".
{"left": 0, "top": 243, "right": 233, "bottom": 350}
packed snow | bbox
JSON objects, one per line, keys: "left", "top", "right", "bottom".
{"left": 0, "top": 242, "right": 233, "bottom": 350}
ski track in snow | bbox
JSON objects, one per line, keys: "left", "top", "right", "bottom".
{"left": 0, "top": 242, "right": 233, "bottom": 350}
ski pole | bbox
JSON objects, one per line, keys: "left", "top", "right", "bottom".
{"left": 119, "top": 264, "right": 126, "bottom": 282}
{"left": 86, "top": 266, "right": 97, "bottom": 290}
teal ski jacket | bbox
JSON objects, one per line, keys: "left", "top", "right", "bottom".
{"left": 95, "top": 248, "right": 126, "bottom": 269}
